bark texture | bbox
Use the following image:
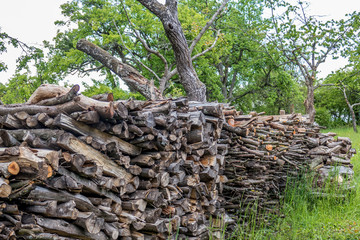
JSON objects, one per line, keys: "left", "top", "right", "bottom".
{"left": 136, "top": 0, "right": 207, "bottom": 102}
{"left": 76, "top": 39, "right": 163, "bottom": 100}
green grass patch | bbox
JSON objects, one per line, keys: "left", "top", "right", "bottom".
{"left": 230, "top": 126, "right": 360, "bottom": 240}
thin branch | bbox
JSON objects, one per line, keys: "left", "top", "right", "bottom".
{"left": 113, "top": 20, "right": 161, "bottom": 82}
{"left": 189, "top": 0, "right": 229, "bottom": 53}
{"left": 121, "top": 0, "right": 169, "bottom": 77}
{"left": 83, "top": 65, "right": 105, "bottom": 73}
{"left": 191, "top": 30, "right": 221, "bottom": 60}
{"left": 314, "top": 83, "right": 334, "bottom": 90}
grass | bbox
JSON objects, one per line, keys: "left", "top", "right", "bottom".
{"left": 231, "top": 126, "right": 360, "bottom": 240}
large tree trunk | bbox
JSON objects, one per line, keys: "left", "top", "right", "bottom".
{"left": 136, "top": 0, "right": 207, "bottom": 102}
{"left": 76, "top": 39, "right": 163, "bottom": 100}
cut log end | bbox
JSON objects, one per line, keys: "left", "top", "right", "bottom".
{"left": 8, "top": 161, "right": 20, "bottom": 175}
{"left": 47, "top": 165, "right": 53, "bottom": 178}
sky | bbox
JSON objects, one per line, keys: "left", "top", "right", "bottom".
{"left": 0, "top": 0, "right": 359, "bottom": 87}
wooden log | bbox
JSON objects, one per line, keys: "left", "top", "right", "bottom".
{"left": 143, "top": 208, "right": 162, "bottom": 223}
{"left": 1, "top": 147, "right": 51, "bottom": 180}
{"left": 0, "top": 178, "right": 11, "bottom": 198}
{"left": 28, "top": 186, "right": 117, "bottom": 222}
{"left": 26, "top": 115, "right": 40, "bottom": 128}
{"left": 14, "top": 111, "right": 30, "bottom": 121}
{"left": 128, "top": 124, "right": 144, "bottom": 136}
{"left": 54, "top": 113, "right": 141, "bottom": 156}
{"left": 122, "top": 199, "right": 147, "bottom": 212}
{"left": 74, "top": 212, "right": 104, "bottom": 235}
{"left": 128, "top": 165, "right": 142, "bottom": 175}
{"left": 130, "top": 154, "right": 157, "bottom": 167}
{"left": 103, "top": 223, "right": 119, "bottom": 239}
{"left": 189, "top": 102, "right": 223, "bottom": 118}
{"left": 71, "top": 111, "right": 100, "bottom": 124}
{"left": 1, "top": 114, "right": 23, "bottom": 129}
{"left": 26, "top": 200, "right": 79, "bottom": 220}
{"left": 222, "top": 123, "right": 248, "bottom": 137}
{"left": 58, "top": 166, "right": 122, "bottom": 203}
{"left": 49, "top": 175, "right": 83, "bottom": 192}
{"left": 0, "top": 130, "right": 20, "bottom": 147}
{"left": 0, "top": 161, "right": 20, "bottom": 178}
{"left": 114, "top": 102, "right": 129, "bottom": 120}
{"left": 35, "top": 216, "right": 107, "bottom": 240}
{"left": 56, "top": 133, "right": 132, "bottom": 181}
{"left": 140, "top": 168, "right": 156, "bottom": 179}
{"left": 142, "top": 219, "right": 167, "bottom": 233}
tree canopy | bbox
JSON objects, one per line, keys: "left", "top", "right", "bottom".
{"left": 0, "top": 0, "right": 360, "bottom": 125}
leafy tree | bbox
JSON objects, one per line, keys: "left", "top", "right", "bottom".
{"left": 266, "top": 0, "right": 360, "bottom": 122}
{"left": 316, "top": 69, "right": 360, "bottom": 130}
{"left": 48, "top": 0, "right": 228, "bottom": 101}
{"left": 0, "top": 28, "right": 60, "bottom": 103}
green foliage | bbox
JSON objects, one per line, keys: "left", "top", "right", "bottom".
{"left": 315, "top": 69, "right": 360, "bottom": 127}
{"left": 0, "top": 74, "right": 42, "bottom": 104}
{"left": 82, "top": 82, "right": 145, "bottom": 100}
{"left": 314, "top": 107, "right": 333, "bottom": 127}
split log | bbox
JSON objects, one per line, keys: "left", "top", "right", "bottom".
{"left": 56, "top": 133, "right": 132, "bottom": 181}
{"left": 54, "top": 113, "right": 141, "bottom": 156}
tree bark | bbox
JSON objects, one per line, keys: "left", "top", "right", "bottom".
{"left": 76, "top": 39, "right": 163, "bottom": 100}
{"left": 136, "top": 0, "right": 207, "bottom": 102}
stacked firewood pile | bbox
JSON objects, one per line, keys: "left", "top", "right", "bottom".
{"left": 221, "top": 108, "right": 355, "bottom": 220}
{"left": 0, "top": 84, "right": 355, "bottom": 239}
{"left": 0, "top": 84, "right": 228, "bottom": 240}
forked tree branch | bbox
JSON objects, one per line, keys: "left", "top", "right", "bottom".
{"left": 189, "top": 0, "right": 229, "bottom": 53}
{"left": 113, "top": 20, "right": 161, "bottom": 82}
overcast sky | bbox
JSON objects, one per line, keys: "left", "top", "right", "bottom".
{"left": 0, "top": 0, "right": 359, "bottom": 86}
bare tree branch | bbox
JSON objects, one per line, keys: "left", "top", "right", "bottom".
{"left": 189, "top": 0, "right": 229, "bottom": 53}
{"left": 120, "top": 0, "right": 169, "bottom": 77}
{"left": 191, "top": 30, "right": 221, "bottom": 60}
{"left": 113, "top": 20, "right": 161, "bottom": 82}
{"left": 314, "top": 83, "right": 334, "bottom": 90}
{"left": 76, "top": 39, "right": 163, "bottom": 100}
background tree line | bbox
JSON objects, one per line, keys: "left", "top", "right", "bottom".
{"left": 0, "top": 0, "right": 360, "bottom": 128}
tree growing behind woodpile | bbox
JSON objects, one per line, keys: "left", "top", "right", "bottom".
{"left": 52, "top": 0, "right": 230, "bottom": 102}
{"left": 29, "top": 0, "right": 302, "bottom": 111}
{"left": 266, "top": 0, "right": 360, "bottom": 123}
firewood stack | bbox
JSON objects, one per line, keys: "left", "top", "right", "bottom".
{"left": 0, "top": 84, "right": 355, "bottom": 239}
{"left": 221, "top": 107, "right": 356, "bottom": 221}
{"left": 0, "top": 84, "right": 228, "bottom": 240}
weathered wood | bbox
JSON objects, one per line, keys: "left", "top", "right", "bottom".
{"left": 28, "top": 186, "right": 117, "bottom": 222}
{"left": 36, "top": 84, "right": 80, "bottom": 106}
{"left": 0, "top": 177, "right": 11, "bottom": 197}
{"left": 58, "top": 166, "right": 122, "bottom": 203}
{"left": 56, "top": 133, "right": 132, "bottom": 181}
{"left": 1, "top": 114, "right": 23, "bottom": 129}
{"left": 35, "top": 216, "right": 107, "bottom": 240}
{"left": 74, "top": 212, "right": 104, "bottom": 235}
{"left": 0, "top": 161, "right": 20, "bottom": 178}
{"left": 0, "top": 147, "right": 51, "bottom": 180}
{"left": 26, "top": 200, "right": 79, "bottom": 220}
{"left": 54, "top": 113, "right": 140, "bottom": 156}
{"left": 71, "top": 111, "right": 100, "bottom": 124}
